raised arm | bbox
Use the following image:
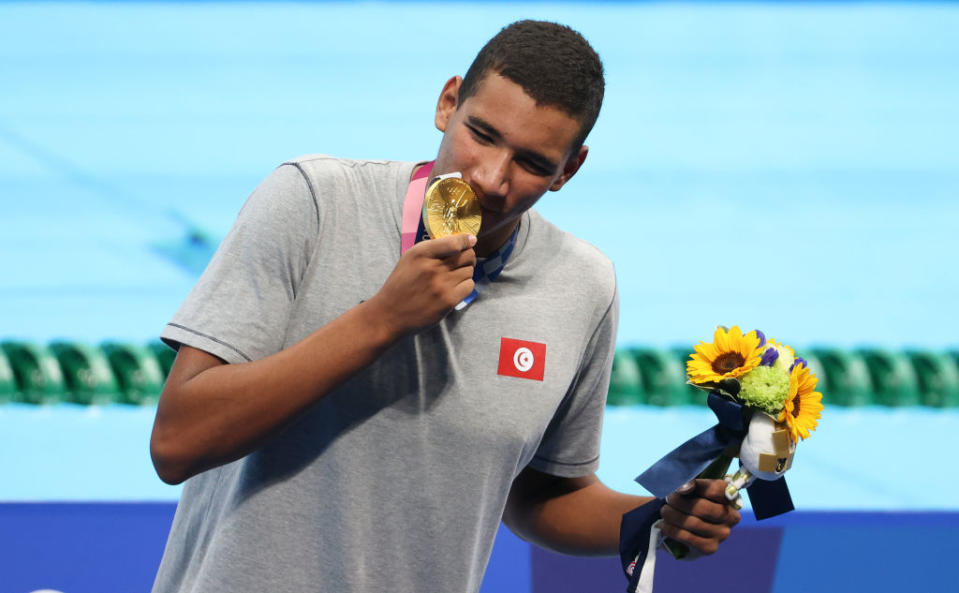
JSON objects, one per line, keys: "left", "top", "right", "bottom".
{"left": 150, "top": 233, "right": 477, "bottom": 484}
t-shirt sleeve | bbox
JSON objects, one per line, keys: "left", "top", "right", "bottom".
{"left": 161, "top": 163, "right": 319, "bottom": 364}
{"left": 529, "top": 284, "right": 619, "bottom": 478}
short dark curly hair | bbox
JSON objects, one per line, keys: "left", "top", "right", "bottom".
{"left": 459, "top": 20, "right": 605, "bottom": 151}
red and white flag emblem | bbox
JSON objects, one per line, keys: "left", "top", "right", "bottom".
{"left": 497, "top": 337, "right": 546, "bottom": 381}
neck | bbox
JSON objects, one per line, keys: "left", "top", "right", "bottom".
{"left": 474, "top": 219, "right": 519, "bottom": 258}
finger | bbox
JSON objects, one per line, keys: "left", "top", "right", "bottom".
{"left": 672, "top": 478, "right": 737, "bottom": 505}
{"left": 450, "top": 278, "right": 476, "bottom": 303}
{"left": 448, "top": 264, "right": 476, "bottom": 286}
{"left": 418, "top": 233, "right": 477, "bottom": 259}
{"left": 658, "top": 520, "right": 722, "bottom": 556}
{"left": 443, "top": 247, "right": 477, "bottom": 270}
{"left": 661, "top": 504, "right": 733, "bottom": 541}
{"left": 665, "top": 491, "right": 740, "bottom": 526}
{"left": 693, "top": 478, "right": 737, "bottom": 504}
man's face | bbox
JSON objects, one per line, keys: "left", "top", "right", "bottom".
{"left": 432, "top": 73, "right": 588, "bottom": 252}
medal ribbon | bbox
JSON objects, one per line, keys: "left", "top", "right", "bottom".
{"left": 401, "top": 161, "right": 518, "bottom": 310}
{"left": 401, "top": 161, "right": 435, "bottom": 253}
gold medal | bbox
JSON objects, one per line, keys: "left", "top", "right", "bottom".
{"left": 422, "top": 177, "right": 482, "bottom": 239}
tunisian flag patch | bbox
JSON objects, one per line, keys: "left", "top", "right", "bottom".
{"left": 497, "top": 338, "right": 546, "bottom": 381}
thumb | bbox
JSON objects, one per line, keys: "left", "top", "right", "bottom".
{"left": 421, "top": 233, "right": 477, "bottom": 258}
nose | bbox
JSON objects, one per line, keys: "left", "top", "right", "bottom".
{"left": 470, "top": 151, "right": 510, "bottom": 199}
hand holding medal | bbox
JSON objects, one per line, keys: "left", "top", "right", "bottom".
{"left": 394, "top": 163, "right": 517, "bottom": 318}
{"left": 369, "top": 166, "right": 480, "bottom": 337}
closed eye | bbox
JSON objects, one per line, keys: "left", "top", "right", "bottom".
{"left": 518, "top": 158, "right": 553, "bottom": 176}
{"left": 467, "top": 124, "right": 494, "bottom": 145}
{"left": 465, "top": 116, "right": 557, "bottom": 176}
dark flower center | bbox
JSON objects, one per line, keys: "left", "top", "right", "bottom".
{"left": 792, "top": 394, "right": 802, "bottom": 417}
{"left": 711, "top": 352, "right": 745, "bottom": 374}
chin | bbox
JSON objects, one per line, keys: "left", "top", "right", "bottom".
{"left": 478, "top": 217, "right": 511, "bottom": 236}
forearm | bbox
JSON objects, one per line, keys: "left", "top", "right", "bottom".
{"left": 152, "top": 233, "right": 479, "bottom": 484}
{"left": 506, "top": 469, "right": 740, "bottom": 559}
{"left": 150, "top": 300, "right": 399, "bottom": 484}
{"left": 505, "top": 470, "right": 653, "bottom": 556}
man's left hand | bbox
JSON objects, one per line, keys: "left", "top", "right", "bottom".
{"left": 659, "top": 478, "right": 740, "bottom": 557}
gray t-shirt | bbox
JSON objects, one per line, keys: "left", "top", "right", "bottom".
{"left": 153, "top": 155, "right": 618, "bottom": 593}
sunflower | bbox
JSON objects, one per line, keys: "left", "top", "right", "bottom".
{"left": 686, "top": 326, "right": 764, "bottom": 385}
{"left": 778, "top": 361, "right": 824, "bottom": 441}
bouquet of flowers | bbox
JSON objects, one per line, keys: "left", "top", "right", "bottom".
{"left": 619, "top": 326, "right": 823, "bottom": 593}
{"left": 685, "top": 325, "right": 824, "bottom": 502}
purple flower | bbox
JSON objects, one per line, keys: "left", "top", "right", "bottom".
{"left": 755, "top": 329, "right": 766, "bottom": 348}
{"left": 791, "top": 357, "right": 808, "bottom": 371}
{"left": 760, "top": 347, "right": 779, "bottom": 367}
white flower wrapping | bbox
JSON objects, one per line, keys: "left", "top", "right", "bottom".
{"left": 725, "top": 410, "right": 796, "bottom": 503}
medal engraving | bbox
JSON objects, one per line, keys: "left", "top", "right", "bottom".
{"left": 422, "top": 177, "right": 482, "bottom": 239}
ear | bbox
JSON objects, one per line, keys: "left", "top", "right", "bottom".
{"left": 549, "top": 145, "right": 588, "bottom": 192}
{"left": 434, "top": 76, "right": 463, "bottom": 133}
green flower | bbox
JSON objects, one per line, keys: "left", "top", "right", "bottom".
{"left": 738, "top": 365, "right": 790, "bottom": 414}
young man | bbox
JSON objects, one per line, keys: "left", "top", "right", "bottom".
{"left": 150, "top": 20, "right": 739, "bottom": 592}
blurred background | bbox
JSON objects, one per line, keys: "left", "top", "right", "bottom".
{"left": 1, "top": 2, "right": 957, "bottom": 592}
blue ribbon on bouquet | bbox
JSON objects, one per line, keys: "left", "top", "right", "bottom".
{"left": 635, "top": 393, "right": 746, "bottom": 498}
{"left": 635, "top": 392, "right": 794, "bottom": 519}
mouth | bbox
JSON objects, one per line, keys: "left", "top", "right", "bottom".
{"left": 476, "top": 192, "right": 504, "bottom": 215}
